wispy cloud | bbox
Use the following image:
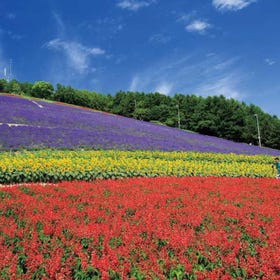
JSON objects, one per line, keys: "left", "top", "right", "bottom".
{"left": 95, "top": 16, "right": 125, "bottom": 38}
{"left": 6, "top": 13, "right": 16, "bottom": 20}
{"left": 154, "top": 82, "right": 173, "bottom": 95}
{"left": 0, "top": 40, "right": 11, "bottom": 80}
{"left": 129, "top": 76, "right": 140, "bottom": 91}
{"left": 127, "top": 53, "right": 246, "bottom": 100}
{"left": 128, "top": 56, "right": 189, "bottom": 95}
{"left": 212, "top": 0, "right": 256, "bottom": 12}
{"left": 45, "top": 38, "right": 105, "bottom": 74}
{"left": 116, "top": 0, "right": 156, "bottom": 11}
{"left": 1, "top": 13, "right": 22, "bottom": 41}
{"left": 213, "top": 57, "right": 239, "bottom": 70}
{"left": 186, "top": 20, "right": 212, "bottom": 34}
{"left": 195, "top": 75, "right": 243, "bottom": 99}
{"left": 43, "top": 12, "right": 107, "bottom": 88}
{"left": 52, "top": 12, "right": 66, "bottom": 36}
{"left": 7, "top": 31, "right": 23, "bottom": 41}
{"left": 176, "top": 12, "right": 212, "bottom": 35}
{"left": 176, "top": 11, "right": 198, "bottom": 23}
{"left": 264, "top": 58, "right": 276, "bottom": 66}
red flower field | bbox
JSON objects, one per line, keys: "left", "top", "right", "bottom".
{"left": 1, "top": 177, "right": 280, "bottom": 279}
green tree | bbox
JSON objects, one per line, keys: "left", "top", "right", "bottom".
{"left": 20, "top": 82, "right": 33, "bottom": 96}
{"left": 31, "top": 81, "right": 54, "bottom": 99}
{"left": 112, "top": 91, "right": 138, "bottom": 117}
{"left": 0, "top": 79, "right": 8, "bottom": 92}
{"left": 8, "top": 79, "right": 22, "bottom": 95}
{"left": 133, "top": 107, "right": 150, "bottom": 121}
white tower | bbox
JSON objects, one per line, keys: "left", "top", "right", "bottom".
{"left": 4, "top": 67, "right": 7, "bottom": 80}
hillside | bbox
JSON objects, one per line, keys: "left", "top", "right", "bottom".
{"left": 0, "top": 94, "right": 279, "bottom": 155}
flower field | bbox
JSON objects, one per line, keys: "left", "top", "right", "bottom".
{"left": 1, "top": 95, "right": 279, "bottom": 156}
{"left": 1, "top": 95, "right": 280, "bottom": 279}
{"left": 1, "top": 177, "right": 280, "bottom": 279}
{"left": 0, "top": 150, "right": 276, "bottom": 184}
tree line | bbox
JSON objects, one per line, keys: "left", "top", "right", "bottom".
{"left": 1, "top": 78, "right": 279, "bottom": 150}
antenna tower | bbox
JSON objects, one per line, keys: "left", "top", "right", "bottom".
{"left": 9, "top": 59, "right": 13, "bottom": 81}
{"left": 4, "top": 67, "right": 7, "bottom": 80}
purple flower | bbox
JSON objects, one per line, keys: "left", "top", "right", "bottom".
{"left": 0, "top": 95, "right": 279, "bottom": 155}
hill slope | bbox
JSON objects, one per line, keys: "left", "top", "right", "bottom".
{"left": 0, "top": 94, "right": 279, "bottom": 155}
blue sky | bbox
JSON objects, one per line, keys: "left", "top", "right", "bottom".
{"left": 0, "top": 0, "right": 279, "bottom": 117}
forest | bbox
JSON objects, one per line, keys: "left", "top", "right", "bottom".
{"left": 1, "top": 78, "right": 279, "bottom": 150}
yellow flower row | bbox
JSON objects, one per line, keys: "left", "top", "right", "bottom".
{"left": 0, "top": 150, "right": 276, "bottom": 184}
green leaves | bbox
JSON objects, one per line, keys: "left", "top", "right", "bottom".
{"left": 31, "top": 81, "right": 54, "bottom": 99}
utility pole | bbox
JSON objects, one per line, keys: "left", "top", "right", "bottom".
{"left": 254, "top": 114, "right": 261, "bottom": 147}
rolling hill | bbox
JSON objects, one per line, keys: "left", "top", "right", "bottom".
{"left": 0, "top": 94, "right": 279, "bottom": 155}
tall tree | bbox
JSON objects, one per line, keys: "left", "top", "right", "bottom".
{"left": 31, "top": 81, "right": 54, "bottom": 99}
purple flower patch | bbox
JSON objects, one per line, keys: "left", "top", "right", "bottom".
{"left": 0, "top": 95, "right": 279, "bottom": 155}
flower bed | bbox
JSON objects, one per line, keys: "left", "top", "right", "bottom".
{"left": 1, "top": 177, "right": 279, "bottom": 279}
{"left": 1, "top": 95, "right": 279, "bottom": 155}
{"left": 0, "top": 150, "right": 276, "bottom": 184}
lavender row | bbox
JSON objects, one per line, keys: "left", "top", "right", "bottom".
{"left": 0, "top": 95, "right": 279, "bottom": 155}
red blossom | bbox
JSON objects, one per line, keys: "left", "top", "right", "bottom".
{"left": 0, "top": 177, "right": 280, "bottom": 279}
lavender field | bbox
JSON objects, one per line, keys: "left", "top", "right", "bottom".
{"left": 0, "top": 94, "right": 279, "bottom": 155}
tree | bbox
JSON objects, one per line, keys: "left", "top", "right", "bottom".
{"left": 133, "top": 107, "right": 150, "bottom": 121}
{"left": 31, "top": 81, "right": 54, "bottom": 99}
{"left": 7, "top": 79, "right": 22, "bottom": 95}
{"left": 112, "top": 91, "right": 138, "bottom": 117}
{"left": 20, "top": 82, "right": 33, "bottom": 96}
{"left": 0, "top": 79, "right": 8, "bottom": 92}
{"left": 54, "top": 84, "right": 78, "bottom": 105}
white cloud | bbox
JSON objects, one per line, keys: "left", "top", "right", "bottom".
{"left": 195, "top": 76, "right": 243, "bottom": 99}
{"left": 0, "top": 31, "right": 9, "bottom": 79}
{"left": 52, "top": 12, "right": 65, "bottom": 35}
{"left": 0, "top": 44, "right": 11, "bottom": 80}
{"left": 129, "top": 74, "right": 173, "bottom": 95}
{"left": 154, "top": 82, "right": 173, "bottom": 95}
{"left": 176, "top": 11, "right": 198, "bottom": 23}
{"left": 129, "top": 76, "right": 140, "bottom": 91}
{"left": 126, "top": 53, "right": 246, "bottom": 101}
{"left": 213, "top": 57, "right": 239, "bottom": 70}
{"left": 186, "top": 20, "right": 212, "bottom": 34}
{"left": 117, "top": 0, "right": 156, "bottom": 11}
{"left": 264, "top": 58, "right": 276, "bottom": 66}
{"left": 212, "top": 0, "right": 256, "bottom": 11}
{"left": 45, "top": 38, "right": 105, "bottom": 74}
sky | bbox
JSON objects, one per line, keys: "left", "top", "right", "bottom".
{"left": 0, "top": 0, "right": 279, "bottom": 117}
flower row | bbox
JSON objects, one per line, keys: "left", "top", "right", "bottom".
{"left": 0, "top": 150, "right": 276, "bottom": 184}
{"left": 1, "top": 95, "right": 280, "bottom": 155}
{"left": 1, "top": 177, "right": 279, "bottom": 279}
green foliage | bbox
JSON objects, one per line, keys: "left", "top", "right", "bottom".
{"left": 0, "top": 79, "right": 8, "bottom": 92}
{"left": 8, "top": 79, "right": 22, "bottom": 95}
{"left": 72, "top": 260, "right": 101, "bottom": 280}
{"left": 31, "top": 81, "right": 54, "bottom": 99}
{"left": 54, "top": 84, "right": 108, "bottom": 110}
{"left": 20, "top": 82, "right": 33, "bottom": 96}
{"left": 169, "top": 264, "right": 196, "bottom": 280}
{"left": 17, "top": 253, "right": 28, "bottom": 274}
